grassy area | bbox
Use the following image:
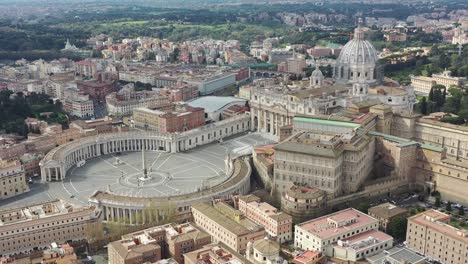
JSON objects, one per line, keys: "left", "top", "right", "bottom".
{"left": 450, "top": 218, "right": 468, "bottom": 229}
{"left": 385, "top": 67, "right": 413, "bottom": 84}
{"left": 102, "top": 20, "right": 150, "bottom": 26}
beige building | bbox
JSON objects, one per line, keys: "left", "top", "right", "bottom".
{"left": 406, "top": 210, "right": 468, "bottom": 264}
{"left": 273, "top": 116, "right": 375, "bottom": 198}
{"left": 106, "top": 86, "right": 170, "bottom": 118}
{"left": 294, "top": 208, "right": 390, "bottom": 260}
{"left": 280, "top": 185, "right": 327, "bottom": 222}
{"left": 286, "top": 56, "right": 307, "bottom": 75}
{"left": 245, "top": 238, "right": 281, "bottom": 264}
{"left": 108, "top": 236, "right": 162, "bottom": 264}
{"left": 184, "top": 243, "right": 252, "bottom": 264}
{"left": 238, "top": 195, "right": 293, "bottom": 243}
{"left": 42, "top": 243, "right": 78, "bottom": 264}
{"left": 410, "top": 70, "right": 466, "bottom": 94}
{"left": 64, "top": 93, "right": 94, "bottom": 118}
{"left": 0, "top": 199, "right": 100, "bottom": 256}
{"left": 191, "top": 202, "right": 265, "bottom": 254}
{"left": 110, "top": 223, "right": 211, "bottom": 264}
{"left": 0, "top": 159, "right": 29, "bottom": 200}
{"left": 368, "top": 203, "right": 407, "bottom": 232}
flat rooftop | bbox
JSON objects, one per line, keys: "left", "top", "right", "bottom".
{"left": 0, "top": 199, "right": 92, "bottom": 226}
{"left": 334, "top": 230, "right": 393, "bottom": 251}
{"left": 409, "top": 209, "right": 468, "bottom": 243}
{"left": 192, "top": 202, "right": 263, "bottom": 236}
{"left": 297, "top": 208, "right": 378, "bottom": 239}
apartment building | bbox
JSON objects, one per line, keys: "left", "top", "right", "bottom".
{"left": 294, "top": 208, "right": 382, "bottom": 257}
{"left": 0, "top": 200, "right": 100, "bottom": 256}
{"left": 368, "top": 203, "right": 407, "bottom": 232}
{"left": 184, "top": 243, "right": 251, "bottom": 264}
{"left": 238, "top": 194, "right": 293, "bottom": 243}
{"left": 191, "top": 202, "right": 265, "bottom": 253}
{"left": 109, "top": 223, "right": 211, "bottom": 264}
{"left": 406, "top": 209, "right": 468, "bottom": 264}
{"left": 133, "top": 103, "right": 205, "bottom": 133}
{"left": 0, "top": 159, "right": 29, "bottom": 200}
{"left": 410, "top": 70, "right": 466, "bottom": 94}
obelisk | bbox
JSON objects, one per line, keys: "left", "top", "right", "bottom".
{"left": 142, "top": 148, "right": 148, "bottom": 179}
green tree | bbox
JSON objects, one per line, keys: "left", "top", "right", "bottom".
{"left": 459, "top": 206, "right": 465, "bottom": 216}
{"left": 428, "top": 87, "right": 434, "bottom": 102}
{"left": 458, "top": 109, "right": 468, "bottom": 122}
{"left": 356, "top": 202, "right": 370, "bottom": 214}
{"left": 420, "top": 97, "right": 428, "bottom": 115}
{"left": 446, "top": 201, "right": 452, "bottom": 212}
{"left": 435, "top": 196, "right": 441, "bottom": 207}
{"left": 387, "top": 216, "right": 408, "bottom": 241}
{"left": 439, "top": 116, "right": 465, "bottom": 125}
{"left": 170, "top": 47, "right": 180, "bottom": 63}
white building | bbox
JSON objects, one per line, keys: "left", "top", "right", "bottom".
{"left": 246, "top": 238, "right": 283, "bottom": 264}
{"left": 411, "top": 70, "right": 466, "bottom": 94}
{"left": 64, "top": 93, "right": 94, "bottom": 118}
{"left": 295, "top": 208, "right": 382, "bottom": 257}
{"left": 333, "top": 230, "right": 393, "bottom": 262}
{"left": 188, "top": 96, "right": 247, "bottom": 122}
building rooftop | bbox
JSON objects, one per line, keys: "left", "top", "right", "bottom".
{"left": 367, "top": 246, "right": 427, "bottom": 264}
{"left": 192, "top": 202, "right": 264, "bottom": 236}
{"left": 409, "top": 209, "right": 468, "bottom": 243}
{"left": 368, "top": 203, "right": 407, "bottom": 219}
{"left": 188, "top": 96, "right": 246, "bottom": 113}
{"left": 0, "top": 199, "right": 96, "bottom": 227}
{"left": 109, "top": 239, "right": 160, "bottom": 261}
{"left": 274, "top": 131, "right": 344, "bottom": 158}
{"left": 293, "top": 250, "right": 322, "bottom": 264}
{"left": 293, "top": 116, "right": 361, "bottom": 129}
{"left": 239, "top": 194, "right": 292, "bottom": 222}
{"left": 334, "top": 230, "right": 393, "bottom": 252}
{"left": 183, "top": 243, "right": 251, "bottom": 264}
{"left": 297, "top": 208, "right": 378, "bottom": 239}
{"left": 0, "top": 159, "right": 22, "bottom": 170}
{"left": 253, "top": 238, "right": 280, "bottom": 255}
{"left": 285, "top": 185, "right": 326, "bottom": 200}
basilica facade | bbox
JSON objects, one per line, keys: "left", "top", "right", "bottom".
{"left": 250, "top": 26, "right": 416, "bottom": 138}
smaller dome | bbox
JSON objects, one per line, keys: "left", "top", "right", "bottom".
{"left": 253, "top": 239, "right": 280, "bottom": 255}
{"left": 311, "top": 68, "right": 323, "bottom": 78}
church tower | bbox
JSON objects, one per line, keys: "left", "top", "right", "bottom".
{"left": 310, "top": 68, "right": 324, "bottom": 88}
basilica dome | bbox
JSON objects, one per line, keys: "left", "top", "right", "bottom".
{"left": 334, "top": 26, "right": 382, "bottom": 85}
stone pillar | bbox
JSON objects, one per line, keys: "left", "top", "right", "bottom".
{"left": 270, "top": 112, "right": 274, "bottom": 135}
{"left": 41, "top": 167, "right": 46, "bottom": 182}
{"left": 129, "top": 209, "right": 133, "bottom": 225}
{"left": 171, "top": 141, "right": 177, "bottom": 153}
{"left": 112, "top": 207, "right": 116, "bottom": 222}
{"left": 250, "top": 109, "right": 256, "bottom": 132}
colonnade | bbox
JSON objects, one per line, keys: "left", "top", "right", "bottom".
{"left": 40, "top": 137, "right": 172, "bottom": 182}
{"left": 250, "top": 107, "right": 292, "bottom": 137}
{"left": 101, "top": 206, "right": 171, "bottom": 225}
{"left": 39, "top": 114, "right": 252, "bottom": 182}
{"left": 89, "top": 157, "right": 252, "bottom": 224}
